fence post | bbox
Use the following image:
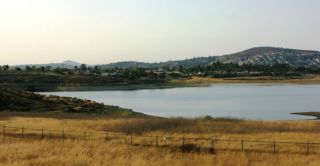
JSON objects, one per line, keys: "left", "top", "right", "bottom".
{"left": 84, "top": 131, "right": 86, "bottom": 139}
{"left": 273, "top": 140, "right": 276, "bottom": 153}
{"left": 41, "top": 129, "right": 44, "bottom": 139}
{"left": 106, "top": 132, "right": 109, "bottom": 141}
{"left": 3, "top": 125, "right": 6, "bottom": 140}
{"left": 211, "top": 138, "right": 214, "bottom": 150}
{"left": 306, "top": 142, "right": 309, "bottom": 155}
{"left": 182, "top": 137, "right": 185, "bottom": 151}
{"left": 156, "top": 136, "right": 158, "bottom": 147}
{"left": 241, "top": 139, "right": 244, "bottom": 151}
{"left": 62, "top": 129, "right": 64, "bottom": 140}
{"left": 21, "top": 127, "right": 24, "bottom": 138}
{"left": 130, "top": 132, "right": 133, "bottom": 145}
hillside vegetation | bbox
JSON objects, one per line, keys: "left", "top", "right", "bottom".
{"left": 8, "top": 47, "right": 320, "bottom": 69}
{"left": 219, "top": 47, "right": 320, "bottom": 67}
{"left": 0, "top": 88, "right": 142, "bottom": 116}
{"left": 98, "top": 47, "right": 320, "bottom": 68}
{"left": 0, "top": 73, "right": 167, "bottom": 91}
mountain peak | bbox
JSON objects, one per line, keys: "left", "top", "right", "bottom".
{"left": 62, "top": 60, "right": 81, "bottom": 66}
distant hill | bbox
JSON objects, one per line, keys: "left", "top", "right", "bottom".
{"left": 99, "top": 56, "right": 217, "bottom": 69}
{"left": 218, "top": 47, "right": 320, "bottom": 67}
{"left": 101, "top": 61, "right": 154, "bottom": 69}
{"left": 11, "top": 47, "right": 320, "bottom": 69}
{"left": 157, "top": 56, "right": 217, "bottom": 68}
{"left": 61, "top": 60, "right": 81, "bottom": 67}
{"left": 99, "top": 47, "right": 320, "bottom": 68}
{"left": 13, "top": 60, "right": 82, "bottom": 69}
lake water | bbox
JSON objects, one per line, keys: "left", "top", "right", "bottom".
{"left": 41, "top": 84, "right": 320, "bottom": 120}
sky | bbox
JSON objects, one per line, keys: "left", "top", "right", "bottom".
{"left": 0, "top": 0, "right": 319, "bottom": 65}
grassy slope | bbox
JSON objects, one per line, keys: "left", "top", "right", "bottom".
{"left": 0, "top": 88, "right": 143, "bottom": 117}
{"left": 0, "top": 114, "right": 319, "bottom": 166}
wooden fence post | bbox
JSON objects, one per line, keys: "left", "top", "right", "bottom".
{"left": 241, "top": 139, "right": 244, "bottom": 151}
{"left": 156, "top": 136, "right": 158, "bottom": 147}
{"left": 182, "top": 137, "right": 185, "bottom": 151}
{"left": 306, "top": 142, "right": 310, "bottom": 155}
{"left": 41, "top": 129, "right": 44, "bottom": 139}
{"left": 62, "top": 129, "right": 64, "bottom": 140}
{"left": 3, "top": 125, "right": 5, "bottom": 140}
{"left": 106, "top": 132, "right": 109, "bottom": 141}
{"left": 211, "top": 138, "right": 214, "bottom": 150}
{"left": 130, "top": 133, "right": 133, "bottom": 145}
{"left": 273, "top": 140, "right": 276, "bottom": 153}
{"left": 21, "top": 127, "right": 24, "bottom": 138}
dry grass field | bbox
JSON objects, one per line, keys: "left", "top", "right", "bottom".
{"left": 0, "top": 112, "right": 319, "bottom": 166}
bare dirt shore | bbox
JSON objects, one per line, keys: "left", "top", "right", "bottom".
{"left": 170, "top": 75, "right": 320, "bottom": 86}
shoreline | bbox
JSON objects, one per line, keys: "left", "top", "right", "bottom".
{"left": 291, "top": 112, "right": 320, "bottom": 119}
{"left": 170, "top": 75, "right": 320, "bottom": 85}
{"left": 1, "top": 75, "right": 320, "bottom": 92}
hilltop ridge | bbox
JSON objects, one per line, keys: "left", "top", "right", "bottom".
{"left": 219, "top": 47, "right": 320, "bottom": 66}
{"left": 10, "top": 47, "right": 320, "bottom": 69}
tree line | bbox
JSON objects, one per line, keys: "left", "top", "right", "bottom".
{"left": 1, "top": 62, "right": 319, "bottom": 80}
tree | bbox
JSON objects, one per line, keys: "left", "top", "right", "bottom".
{"left": 46, "top": 66, "right": 52, "bottom": 71}
{"left": 80, "top": 64, "right": 87, "bottom": 72}
{"left": 178, "top": 66, "right": 184, "bottom": 73}
{"left": 25, "top": 66, "right": 31, "bottom": 72}
{"left": 2, "top": 65, "right": 9, "bottom": 71}
{"left": 31, "top": 66, "right": 36, "bottom": 71}
{"left": 15, "top": 67, "right": 22, "bottom": 72}
{"left": 40, "top": 66, "right": 46, "bottom": 73}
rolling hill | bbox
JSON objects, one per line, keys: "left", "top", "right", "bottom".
{"left": 99, "top": 47, "right": 320, "bottom": 68}
{"left": 219, "top": 47, "right": 320, "bottom": 67}
{"left": 11, "top": 47, "right": 320, "bottom": 69}
{"left": 13, "top": 60, "right": 82, "bottom": 70}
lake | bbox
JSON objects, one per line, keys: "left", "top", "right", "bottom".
{"left": 41, "top": 84, "right": 320, "bottom": 120}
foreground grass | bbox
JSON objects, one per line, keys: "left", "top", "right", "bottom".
{"left": 0, "top": 139, "right": 319, "bottom": 166}
{"left": 0, "top": 112, "right": 320, "bottom": 166}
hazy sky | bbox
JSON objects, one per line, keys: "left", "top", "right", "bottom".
{"left": 0, "top": 0, "right": 319, "bottom": 65}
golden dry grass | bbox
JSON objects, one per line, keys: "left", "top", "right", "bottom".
{"left": 0, "top": 139, "right": 320, "bottom": 166}
{"left": 0, "top": 112, "right": 320, "bottom": 166}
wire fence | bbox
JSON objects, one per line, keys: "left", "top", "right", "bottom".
{"left": 1, "top": 125, "right": 320, "bottom": 154}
